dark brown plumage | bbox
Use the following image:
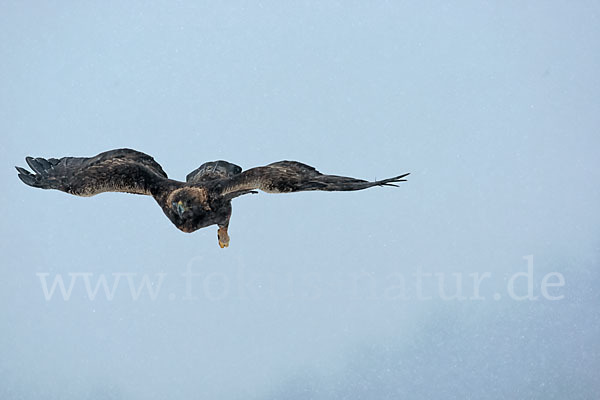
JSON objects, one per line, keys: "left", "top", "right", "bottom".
{"left": 16, "top": 148, "right": 409, "bottom": 247}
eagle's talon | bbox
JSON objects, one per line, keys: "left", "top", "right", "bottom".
{"left": 217, "top": 226, "right": 230, "bottom": 249}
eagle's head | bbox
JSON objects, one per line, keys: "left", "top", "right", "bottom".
{"left": 163, "top": 187, "right": 213, "bottom": 233}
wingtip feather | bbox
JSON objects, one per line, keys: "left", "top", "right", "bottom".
{"left": 15, "top": 166, "right": 31, "bottom": 175}
{"left": 25, "top": 156, "right": 54, "bottom": 175}
{"left": 17, "top": 172, "right": 38, "bottom": 187}
{"left": 377, "top": 172, "right": 410, "bottom": 187}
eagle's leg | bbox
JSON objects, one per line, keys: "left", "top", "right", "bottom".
{"left": 217, "top": 224, "right": 230, "bottom": 248}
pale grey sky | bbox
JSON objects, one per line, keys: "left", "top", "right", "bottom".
{"left": 1, "top": 1, "right": 599, "bottom": 399}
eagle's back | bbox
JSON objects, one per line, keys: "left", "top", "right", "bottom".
{"left": 186, "top": 160, "right": 242, "bottom": 184}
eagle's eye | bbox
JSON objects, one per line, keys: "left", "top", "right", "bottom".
{"left": 172, "top": 200, "right": 187, "bottom": 218}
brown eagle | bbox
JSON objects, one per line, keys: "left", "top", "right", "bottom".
{"left": 16, "top": 149, "right": 409, "bottom": 247}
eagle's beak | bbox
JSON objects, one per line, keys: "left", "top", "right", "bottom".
{"left": 175, "top": 200, "right": 186, "bottom": 218}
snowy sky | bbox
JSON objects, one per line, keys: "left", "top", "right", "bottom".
{"left": 1, "top": 1, "right": 599, "bottom": 399}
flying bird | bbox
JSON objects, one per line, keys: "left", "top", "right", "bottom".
{"left": 16, "top": 149, "right": 409, "bottom": 248}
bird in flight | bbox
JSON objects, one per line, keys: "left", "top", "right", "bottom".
{"left": 16, "top": 149, "right": 409, "bottom": 248}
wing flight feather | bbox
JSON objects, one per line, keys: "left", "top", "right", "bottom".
{"left": 221, "top": 161, "right": 409, "bottom": 198}
{"left": 16, "top": 148, "right": 169, "bottom": 197}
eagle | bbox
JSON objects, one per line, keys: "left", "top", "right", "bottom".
{"left": 16, "top": 149, "right": 409, "bottom": 248}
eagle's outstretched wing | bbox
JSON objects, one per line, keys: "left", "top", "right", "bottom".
{"left": 221, "top": 161, "right": 409, "bottom": 199}
{"left": 16, "top": 148, "right": 170, "bottom": 197}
